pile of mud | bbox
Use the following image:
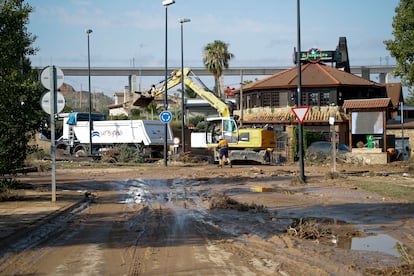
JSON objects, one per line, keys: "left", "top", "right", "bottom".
{"left": 208, "top": 193, "right": 267, "bottom": 213}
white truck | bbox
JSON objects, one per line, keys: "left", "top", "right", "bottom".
{"left": 57, "top": 112, "right": 174, "bottom": 160}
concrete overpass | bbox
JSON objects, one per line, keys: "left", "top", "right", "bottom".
{"left": 59, "top": 65, "right": 396, "bottom": 83}
{"left": 49, "top": 65, "right": 396, "bottom": 96}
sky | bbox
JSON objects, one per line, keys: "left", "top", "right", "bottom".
{"left": 27, "top": 0, "right": 401, "bottom": 96}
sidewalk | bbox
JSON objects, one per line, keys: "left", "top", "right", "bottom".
{"left": 0, "top": 189, "right": 84, "bottom": 249}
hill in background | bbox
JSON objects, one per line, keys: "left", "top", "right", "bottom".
{"left": 59, "top": 83, "right": 113, "bottom": 114}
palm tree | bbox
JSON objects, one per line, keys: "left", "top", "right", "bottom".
{"left": 203, "top": 40, "right": 234, "bottom": 98}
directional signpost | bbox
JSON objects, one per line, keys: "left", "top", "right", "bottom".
{"left": 41, "top": 66, "right": 64, "bottom": 90}
{"left": 159, "top": 110, "right": 172, "bottom": 123}
{"left": 41, "top": 91, "right": 65, "bottom": 115}
{"left": 159, "top": 110, "right": 172, "bottom": 166}
{"left": 40, "top": 66, "right": 65, "bottom": 203}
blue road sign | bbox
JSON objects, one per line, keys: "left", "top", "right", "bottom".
{"left": 159, "top": 110, "right": 172, "bottom": 123}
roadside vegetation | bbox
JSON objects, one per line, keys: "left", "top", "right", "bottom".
{"left": 0, "top": 178, "right": 26, "bottom": 201}
{"left": 0, "top": 1, "right": 44, "bottom": 176}
{"left": 340, "top": 159, "right": 414, "bottom": 202}
{"left": 350, "top": 180, "right": 414, "bottom": 201}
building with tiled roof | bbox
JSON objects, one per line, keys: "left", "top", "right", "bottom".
{"left": 231, "top": 61, "right": 406, "bottom": 163}
{"left": 237, "top": 62, "right": 387, "bottom": 110}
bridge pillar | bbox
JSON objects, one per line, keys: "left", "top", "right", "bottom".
{"left": 386, "top": 72, "right": 392, "bottom": 83}
{"left": 361, "top": 67, "right": 370, "bottom": 81}
{"left": 128, "top": 74, "right": 137, "bottom": 102}
{"left": 377, "top": 72, "right": 393, "bottom": 83}
{"left": 379, "top": 73, "right": 386, "bottom": 83}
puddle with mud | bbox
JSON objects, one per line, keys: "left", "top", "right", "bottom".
{"left": 121, "top": 180, "right": 408, "bottom": 259}
{"left": 287, "top": 217, "right": 404, "bottom": 258}
{"left": 339, "top": 233, "right": 401, "bottom": 257}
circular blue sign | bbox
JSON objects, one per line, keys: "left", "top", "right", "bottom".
{"left": 159, "top": 110, "right": 172, "bottom": 123}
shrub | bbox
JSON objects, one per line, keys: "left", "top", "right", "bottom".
{"left": 0, "top": 179, "right": 20, "bottom": 193}
{"left": 116, "top": 144, "right": 145, "bottom": 163}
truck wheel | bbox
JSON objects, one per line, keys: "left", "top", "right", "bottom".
{"left": 56, "top": 143, "right": 68, "bottom": 150}
{"left": 74, "top": 145, "right": 87, "bottom": 157}
{"left": 75, "top": 149, "right": 87, "bottom": 157}
{"left": 56, "top": 143, "right": 69, "bottom": 158}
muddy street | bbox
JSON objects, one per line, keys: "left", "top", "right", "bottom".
{"left": 0, "top": 172, "right": 277, "bottom": 275}
{"left": 0, "top": 164, "right": 413, "bottom": 275}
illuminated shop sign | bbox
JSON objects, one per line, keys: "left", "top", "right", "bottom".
{"left": 294, "top": 48, "right": 339, "bottom": 64}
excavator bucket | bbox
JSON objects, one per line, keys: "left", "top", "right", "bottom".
{"left": 133, "top": 95, "right": 155, "bottom": 107}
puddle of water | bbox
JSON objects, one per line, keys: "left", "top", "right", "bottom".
{"left": 347, "top": 234, "right": 401, "bottom": 257}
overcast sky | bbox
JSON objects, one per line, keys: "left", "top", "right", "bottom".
{"left": 27, "top": 0, "right": 400, "bottom": 95}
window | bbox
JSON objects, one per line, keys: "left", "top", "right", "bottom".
{"left": 351, "top": 112, "right": 384, "bottom": 134}
{"left": 262, "top": 91, "right": 278, "bottom": 107}
{"left": 301, "top": 89, "right": 332, "bottom": 106}
{"left": 310, "top": 93, "right": 318, "bottom": 106}
{"left": 280, "top": 92, "right": 288, "bottom": 106}
{"left": 222, "top": 119, "right": 238, "bottom": 143}
{"left": 321, "top": 92, "right": 330, "bottom": 105}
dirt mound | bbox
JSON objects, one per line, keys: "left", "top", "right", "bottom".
{"left": 209, "top": 193, "right": 267, "bottom": 213}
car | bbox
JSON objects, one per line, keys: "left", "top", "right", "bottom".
{"left": 305, "top": 141, "right": 350, "bottom": 161}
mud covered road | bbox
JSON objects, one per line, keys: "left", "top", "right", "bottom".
{"left": 0, "top": 163, "right": 413, "bottom": 275}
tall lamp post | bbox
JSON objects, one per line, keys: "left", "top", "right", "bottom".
{"left": 296, "top": 0, "right": 305, "bottom": 182}
{"left": 179, "top": 17, "right": 190, "bottom": 153}
{"left": 162, "top": 0, "right": 175, "bottom": 166}
{"left": 86, "top": 29, "right": 93, "bottom": 156}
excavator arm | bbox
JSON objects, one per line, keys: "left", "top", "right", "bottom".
{"left": 134, "top": 68, "right": 231, "bottom": 117}
{"left": 133, "top": 68, "right": 191, "bottom": 107}
{"left": 183, "top": 76, "right": 231, "bottom": 117}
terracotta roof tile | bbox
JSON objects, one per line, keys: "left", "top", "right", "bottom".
{"left": 342, "top": 98, "right": 391, "bottom": 109}
{"left": 239, "top": 63, "right": 378, "bottom": 91}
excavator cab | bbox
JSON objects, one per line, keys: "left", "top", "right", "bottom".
{"left": 206, "top": 117, "right": 238, "bottom": 146}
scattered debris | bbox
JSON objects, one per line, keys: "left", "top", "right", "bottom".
{"left": 209, "top": 193, "right": 267, "bottom": 213}
{"left": 396, "top": 242, "right": 414, "bottom": 265}
{"left": 325, "top": 171, "right": 343, "bottom": 179}
{"left": 250, "top": 167, "right": 264, "bottom": 174}
{"left": 250, "top": 187, "right": 273, "bottom": 192}
{"left": 287, "top": 217, "right": 334, "bottom": 240}
{"left": 364, "top": 264, "right": 414, "bottom": 275}
{"left": 84, "top": 191, "right": 97, "bottom": 203}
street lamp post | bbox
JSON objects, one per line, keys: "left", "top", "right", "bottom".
{"left": 86, "top": 29, "right": 93, "bottom": 156}
{"left": 162, "top": 0, "right": 175, "bottom": 166}
{"left": 179, "top": 17, "right": 190, "bottom": 153}
{"left": 296, "top": 0, "right": 305, "bottom": 183}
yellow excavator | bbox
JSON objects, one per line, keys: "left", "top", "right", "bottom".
{"left": 134, "top": 68, "right": 276, "bottom": 164}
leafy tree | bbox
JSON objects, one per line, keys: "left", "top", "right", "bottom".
{"left": 384, "top": 0, "right": 414, "bottom": 93}
{"left": 202, "top": 40, "right": 234, "bottom": 98}
{"left": 130, "top": 108, "right": 142, "bottom": 119}
{"left": 0, "top": 0, "right": 43, "bottom": 174}
{"left": 145, "top": 101, "right": 159, "bottom": 120}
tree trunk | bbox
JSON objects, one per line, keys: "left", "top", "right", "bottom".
{"left": 217, "top": 75, "right": 223, "bottom": 98}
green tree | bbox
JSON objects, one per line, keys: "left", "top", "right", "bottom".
{"left": 0, "top": 0, "right": 43, "bottom": 174}
{"left": 384, "top": 0, "right": 414, "bottom": 93}
{"left": 146, "top": 101, "right": 159, "bottom": 120}
{"left": 202, "top": 40, "right": 234, "bottom": 98}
